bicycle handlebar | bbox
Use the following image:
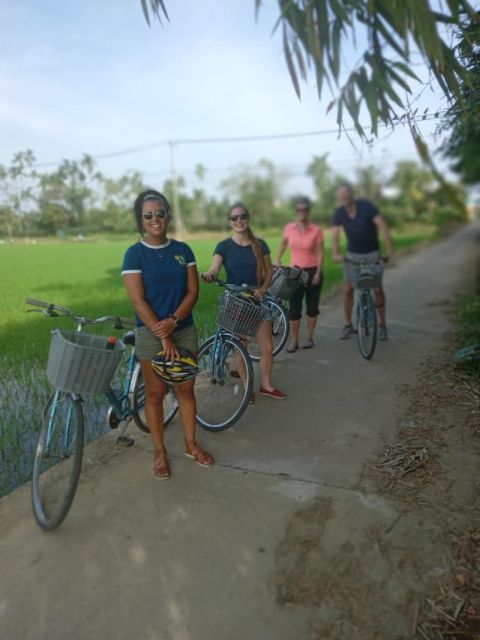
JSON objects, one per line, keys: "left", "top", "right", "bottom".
{"left": 25, "top": 298, "right": 136, "bottom": 329}
{"left": 25, "top": 297, "right": 54, "bottom": 309}
{"left": 201, "top": 275, "right": 255, "bottom": 292}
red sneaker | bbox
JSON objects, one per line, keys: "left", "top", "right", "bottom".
{"left": 259, "top": 386, "right": 287, "bottom": 400}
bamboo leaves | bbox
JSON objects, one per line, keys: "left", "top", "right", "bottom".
{"left": 139, "top": 0, "right": 477, "bottom": 140}
{"left": 270, "top": 0, "right": 475, "bottom": 138}
{"left": 140, "top": 0, "right": 169, "bottom": 26}
{"left": 283, "top": 23, "right": 302, "bottom": 98}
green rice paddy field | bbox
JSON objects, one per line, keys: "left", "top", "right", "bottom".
{"left": 0, "top": 226, "right": 436, "bottom": 495}
{"left": 1, "top": 227, "right": 435, "bottom": 364}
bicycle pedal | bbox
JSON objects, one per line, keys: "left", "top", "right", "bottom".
{"left": 116, "top": 436, "right": 135, "bottom": 448}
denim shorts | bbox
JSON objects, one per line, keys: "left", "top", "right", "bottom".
{"left": 135, "top": 324, "right": 199, "bottom": 360}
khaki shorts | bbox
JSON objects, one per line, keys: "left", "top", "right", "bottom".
{"left": 135, "top": 324, "right": 199, "bottom": 360}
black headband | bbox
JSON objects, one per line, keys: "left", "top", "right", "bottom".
{"left": 142, "top": 193, "right": 171, "bottom": 216}
{"left": 143, "top": 193, "right": 165, "bottom": 204}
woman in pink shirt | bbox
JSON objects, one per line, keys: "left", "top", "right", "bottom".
{"left": 275, "top": 197, "right": 324, "bottom": 351}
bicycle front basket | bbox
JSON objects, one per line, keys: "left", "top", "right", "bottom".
{"left": 46, "top": 329, "right": 125, "bottom": 395}
{"left": 356, "top": 265, "right": 382, "bottom": 289}
{"left": 217, "top": 291, "right": 267, "bottom": 337}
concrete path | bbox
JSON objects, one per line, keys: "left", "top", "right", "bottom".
{"left": 1, "top": 223, "right": 479, "bottom": 640}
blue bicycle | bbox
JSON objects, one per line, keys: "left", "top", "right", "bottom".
{"left": 194, "top": 280, "right": 266, "bottom": 431}
{"left": 26, "top": 298, "right": 177, "bottom": 531}
{"left": 344, "top": 257, "right": 386, "bottom": 361}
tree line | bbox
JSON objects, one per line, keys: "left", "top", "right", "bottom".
{"left": 0, "top": 149, "right": 468, "bottom": 240}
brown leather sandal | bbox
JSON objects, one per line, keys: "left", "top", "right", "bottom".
{"left": 153, "top": 448, "right": 171, "bottom": 480}
{"left": 184, "top": 441, "right": 214, "bottom": 467}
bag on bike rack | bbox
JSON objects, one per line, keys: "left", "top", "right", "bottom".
{"left": 268, "top": 266, "right": 308, "bottom": 299}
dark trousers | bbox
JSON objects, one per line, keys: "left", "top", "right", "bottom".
{"left": 288, "top": 267, "right": 323, "bottom": 320}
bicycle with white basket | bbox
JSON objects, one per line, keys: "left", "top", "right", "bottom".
{"left": 344, "top": 257, "right": 388, "bottom": 360}
{"left": 26, "top": 298, "right": 177, "bottom": 531}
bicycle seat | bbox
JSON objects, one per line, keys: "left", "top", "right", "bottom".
{"left": 122, "top": 331, "right": 136, "bottom": 346}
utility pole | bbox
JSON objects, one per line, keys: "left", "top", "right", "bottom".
{"left": 168, "top": 140, "right": 184, "bottom": 239}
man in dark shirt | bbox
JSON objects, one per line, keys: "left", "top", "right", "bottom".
{"left": 332, "top": 184, "right": 394, "bottom": 340}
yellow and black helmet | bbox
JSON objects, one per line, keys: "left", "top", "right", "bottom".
{"left": 151, "top": 348, "right": 198, "bottom": 384}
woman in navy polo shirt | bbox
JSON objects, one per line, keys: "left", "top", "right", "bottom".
{"left": 122, "top": 190, "right": 213, "bottom": 480}
{"left": 202, "top": 203, "right": 287, "bottom": 403}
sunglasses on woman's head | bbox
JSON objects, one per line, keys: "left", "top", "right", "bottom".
{"left": 142, "top": 210, "right": 168, "bottom": 220}
{"left": 230, "top": 213, "right": 249, "bottom": 222}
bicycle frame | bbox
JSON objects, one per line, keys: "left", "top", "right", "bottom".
{"left": 355, "top": 284, "right": 378, "bottom": 360}
{"left": 261, "top": 293, "right": 278, "bottom": 317}
{"left": 357, "top": 288, "right": 375, "bottom": 324}
{"left": 208, "top": 329, "right": 237, "bottom": 384}
{"left": 104, "top": 349, "right": 138, "bottom": 421}
{"left": 45, "top": 390, "right": 79, "bottom": 455}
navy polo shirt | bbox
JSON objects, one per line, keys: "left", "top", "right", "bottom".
{"left": 333, "top": 199, "right": 380, "bottom": 254}
{"left": 121, "top": 239, "right": 196, "bottom": 328}
{"left": 214, "top": 237, "right": 270, "bottom": 286}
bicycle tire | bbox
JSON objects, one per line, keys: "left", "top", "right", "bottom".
{"left": 130, "top": 361, "right": 178, "bottom": 433}
{"left": 32, "top": 391, "right": 84, "bottom": 531}
{"left": 249, "top": 299, "right": 290, "bottom": 362}
{"left": 357, "top": 290, "right": 377, "bottom": 360}
{"left": 196, "top": 334, "right": 253, "bottom": 431}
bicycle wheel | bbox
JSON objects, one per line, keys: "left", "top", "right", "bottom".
{"left": 130, "top": 361, "right": 178, "bottom": 433}
{"left": 357, "top": 290, "right": 377, "bottom": 360}
{"left": 31, "top": 391, "right": 84, "bottom": 531}
{"left": 195, "top": 334, "right": 253, "bottom": 431}
{"left": 249, "top": 299, "right": 290, "bottom": 362}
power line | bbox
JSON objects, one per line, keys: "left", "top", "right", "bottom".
{"left": 32, "top": 140, "right": 170, "bottom": 168}
{"left": 31, "top": 110, "right": 448, "bottom": 169}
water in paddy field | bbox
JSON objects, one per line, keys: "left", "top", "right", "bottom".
{"left": 0, "top": 360, "right": 112, "bottom": 497}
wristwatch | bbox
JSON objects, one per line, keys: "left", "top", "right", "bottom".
{"left": 170, "top": 314, "right": 180, "bottom": 327}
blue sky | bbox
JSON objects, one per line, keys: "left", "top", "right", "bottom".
{"left": 0, "top": 0, "right": 449, "bottom": 199}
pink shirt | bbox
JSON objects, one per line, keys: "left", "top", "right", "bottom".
{"left": 282, "top": 222, "right": 324, "bottom": 269}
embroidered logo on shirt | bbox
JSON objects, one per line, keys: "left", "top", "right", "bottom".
{"left": 174, "top": 254, "right": 186, "bottom": 266}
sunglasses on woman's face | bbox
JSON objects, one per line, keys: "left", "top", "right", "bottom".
{"left": 296, "top": 207, "right": 309, "bottom": 213}
{"left": 230, "top": 213, "right": 249, "bottom": 222}
{"left": 142, "top": 210, "right": 168, "bottom": 220}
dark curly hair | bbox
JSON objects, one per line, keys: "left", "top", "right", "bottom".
{"left": 133, "top": 189, "right": 171, "bottom": 235}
